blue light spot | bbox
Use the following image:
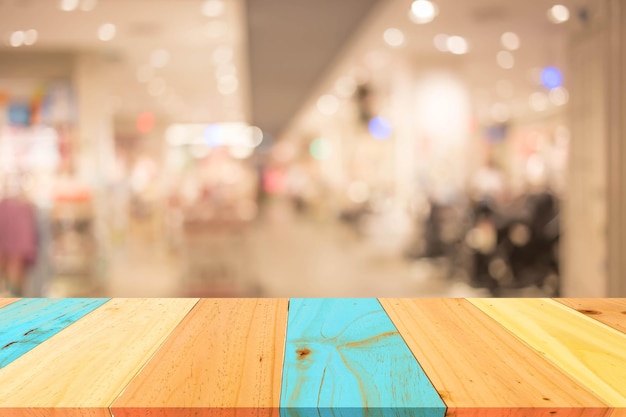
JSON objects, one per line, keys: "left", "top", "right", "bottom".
{"left": 541, "top": 67, "right": 563, "bottom": 89}
{"left": 368, "top": 117, "right": 392, "bottom": 140}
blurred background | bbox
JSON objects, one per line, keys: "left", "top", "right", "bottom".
{"left": 0, "top": 0, "right": 624, "bottom": 298}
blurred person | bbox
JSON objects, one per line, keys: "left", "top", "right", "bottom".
{"left": 0, "top": 173, "right": 37, "bottom": 296}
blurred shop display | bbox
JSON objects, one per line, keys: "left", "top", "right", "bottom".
{"left": 160, "top": 124, "right": 262, "bottom": 296}
{"left": 0, "top": 78, "right": 89, "bottom": 296}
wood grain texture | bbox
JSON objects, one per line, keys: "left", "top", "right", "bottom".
{"left": 556, "top": 299, "right": 626, "bottom": 334}
{"left": 0, "top": 298, "right": 198, "bottom": 416}
{"left": 280, "top": 298, "right": 445, "bottom": 417}
{"left": 0, "top": 298, "right": 18, "bottom": 309}
{"left": 610, "top": 409, "right": 626, "bottom": 417}
{"left": 468, "top": 298, "right": 626, "bottom": 408}
{"left": 0, "top": 298, "right": 109, "bottom": 369}
{"left": 111, "top": 298, "right": 289, "bottom": 417}
{"left": 380, "top": 298, "right": 610, "bottom": 417}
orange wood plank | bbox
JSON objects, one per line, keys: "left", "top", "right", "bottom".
{"left": 379, "top": 298, "right": 610, "bottom": 417}
{"left": 0, "top": 298, "right": 18, "bottom": 309}
{"left": 111, "top": 298, "right": 289, "bottom": 417}
{"left": 556, "top": 299, "right": 626, "bottom": 334}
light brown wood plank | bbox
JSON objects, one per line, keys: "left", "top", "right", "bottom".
{"left": 380, "top": 298, "right": 610, "bottom": 417}
{"left": 556, "top": 299, "right": 626, "bottom": 334}
{"left": 0, "top": 298, "right": 198, "bottom": 416}
{"left": 469, "top": 298, "right": 626, "bottom": 408}
{"left": 111, "top": 298, "right": 289, "bottom": 417}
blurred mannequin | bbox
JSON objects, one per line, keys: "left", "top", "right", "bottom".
{"left": 0, "top": 174, "right": 37, "bottom": 296}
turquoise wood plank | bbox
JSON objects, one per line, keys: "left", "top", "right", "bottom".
{"left": 0, "top": 298, "right": 109, "bottom": 368}
{"left": 280, "top": 298, "right": 445, "bottom": 417}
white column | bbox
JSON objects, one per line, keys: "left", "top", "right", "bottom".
{"left": 74, "top": 53, "right": 116, "bottom": 187}
{"left": 563, "top": 0, "right": 626, "bottom": 296}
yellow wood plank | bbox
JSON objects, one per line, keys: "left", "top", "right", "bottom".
{"left": 557, "top": 299, "right": 626, "bottom": 334}
{"left": 0, "top": 298, "right": 199, "bottom": 416}
{"left": 380, "top": 298, "right": 610, "bottom": 417}
{"left": 469, "top": 298, "right": 626, "bottom": 408}
{"left": 111, "top": 298, "right": 289, "bottom": 417}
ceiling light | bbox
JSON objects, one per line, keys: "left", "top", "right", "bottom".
{"left": 410, "top": 0, "right": 438, "bottom": 24}
{"left": 202, "top": 0, "right": 224, "bottom": 17}
{"left": 23, "top": 29, "right": 38, "bottom": 46}
{"left": 97, "top": 23, "right": 116, "bottom": 41}
{"left": 446, "top": 36, "right": 468, "bottom": 54}
{"left": 9, "top": 31, "right": 25, "bottom": 47}
{"left": 433, "top": 34, "right": 448, "bottom": 51}
{"left": 383, "top": 28, "right": 405, "bottom": 48}
{"left": 501, "top": 32, "right": 520, "bottom": 50}
{"left": 496, "top": 51, "right": 514, "bottom": 69}
{"left": 59, "top": 0, "right": 79, "bottom": 11}
{"left": 150, "top": 49, "right": 170, "bottom": 68}
{"left": 548, "top": 5, "right": 570, "bottom": 23}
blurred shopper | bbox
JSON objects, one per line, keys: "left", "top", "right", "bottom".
{"left": 0, "top": 174, "right": 37, "bottom": 296}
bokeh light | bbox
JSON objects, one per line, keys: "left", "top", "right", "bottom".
{"left": 368, "top": 116, "right": 393, "bottom": 140}
{"left": 310, "top": 138, "right": 333, "bottom": 160}
{"left": 529, "top": 92, "right": 549, "bottom": 112}
{"left": 547, "top": 5, "right": 570, "bottom": 24}
{"left": 549, "top": 86, "right": 569, "bottom": 106}
{"left": 446, "top": 36, "right": 468, "bottom": 55}
{"left": 335, "top": 76, "right": 357, "bottom": 98}
{"left": 383, "top": 28, "right": 405, "bottom": 48}
{"left": 317, "top": 94, "right": 340, "bottom": 116}
{"left": 496, "top": 51, "right": 514, "bottom": 69}
{"left": 433, "top": 34, "right": 448, "bottom": 51}
{"left": 500, "top": 32, "right": 520, "bottom": 50}
{"left": 136, "top": 112, "right": 155, "bottom": 133}
{"left": 150, "top": 49, "right": 171, "bottom": 68}
{"left": 541, "top": 66, "right": 563, "bottom": 89}
{"left": 98, "top": 23, "right": 116, "bottom": 41}
{"left": 202, "top": 0, "right": 225, "bottom": 17}
{"left": 410, "top": 0, "right": 438, "bottom": 24}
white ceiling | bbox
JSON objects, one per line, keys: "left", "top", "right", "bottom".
{"left": 0, "top": 0, "right": 250, "bottom": 124}
{"left": 0, "top": 0, "right": 592, "bottom": 134}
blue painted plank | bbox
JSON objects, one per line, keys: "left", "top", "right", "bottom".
{"left": 280, "top": 298, "right": 446, "bottom": 417}
{"left": 0, "top": 298, "right": 109, "bottom": 368}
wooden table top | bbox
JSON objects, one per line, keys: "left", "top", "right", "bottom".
{"left": 0, "top": 298, "right": 624, "bottom": 417}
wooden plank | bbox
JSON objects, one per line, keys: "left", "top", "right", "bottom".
{"left": 0, "top": 298, "right": 198, "bottom": 417}
{"left": 556, "top": 299, "right": 626, "bottom": 334}
{"left": 111, "top": 298, "right": 289, "bottom": 417}
{"left": 280, "top": 298, "right": 445, "bottom": 417}
{"left": 380, "top": 298, "right": 610, "bottom": 417}
{"left": 0, "top": 298, "right": 18, "bottom": 309}
{"left": 0, "top": 298, "right": 109, "bottom": 369}
{"left": 469, "top": 298, "right": 626, "bottom": 408}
